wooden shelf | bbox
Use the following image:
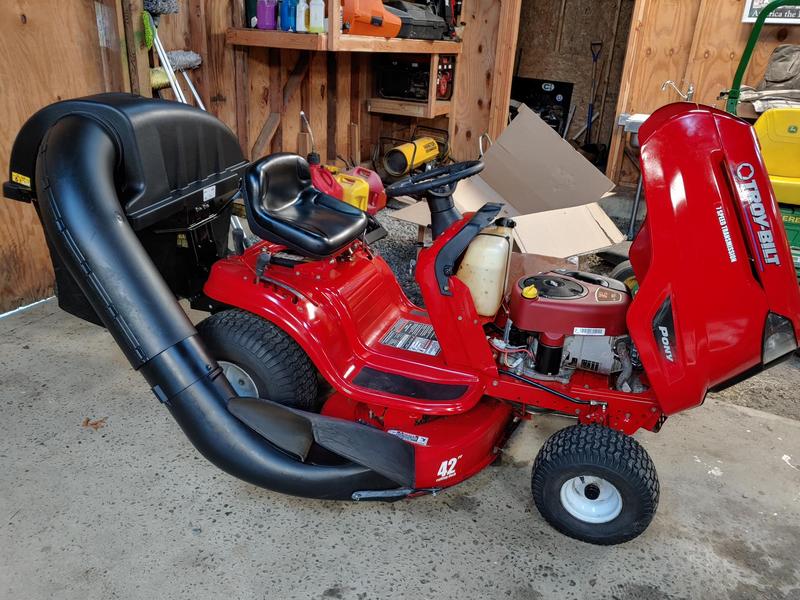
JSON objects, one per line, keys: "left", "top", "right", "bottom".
{"left": 226, "top": 28, "right": 328, "bottom": 51}
{"left": 368, "top": 98, "right": 451, "bottom": 119}
{"left": 333, "top": 35, "right": 461, "bottom": 54}
{"left": 226, "top": 28, "right": 460, "bottom": 55}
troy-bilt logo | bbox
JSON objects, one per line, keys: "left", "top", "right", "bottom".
{"left": 658, "top": 327, "right": 675, "bottom": 363}
{"left": 734, "top": 162, "right": 781, "bottom": 266}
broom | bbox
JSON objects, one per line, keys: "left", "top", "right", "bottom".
{"left": 167, "top": 50, "right": 206, "bottom": 110}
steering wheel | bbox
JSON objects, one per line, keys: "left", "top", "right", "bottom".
{"left": 385, "top": 160, "right": 484, "bottom": 199}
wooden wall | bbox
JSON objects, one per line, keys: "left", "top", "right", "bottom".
{"left": 609, "top": 0, "right": 800, "bottom": 184}
{"left": 0, "top": 0, "right": 127, "bottom": 313}
{"left": 0, "top": 0, "right": 521, "bottom": 311}
{"left": 516, "top": 0, "right": 635, "bottom": 147}
{"left": 151, "top": 1, "right": 240, "bottom": 132}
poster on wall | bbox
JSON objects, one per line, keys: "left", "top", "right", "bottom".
{"left": 743, "top": 0, "right": 800, "bottom": 24}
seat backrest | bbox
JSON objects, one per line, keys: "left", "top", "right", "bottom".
{"left": 754, "top": 108, "right": 800, "bottom": 179}
{"left": 245, "top": 153, "right": 313, "bottom": 212}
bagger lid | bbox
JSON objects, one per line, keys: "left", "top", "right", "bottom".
{"left": 4, "top": 93, "right": 247, "bottom": 230}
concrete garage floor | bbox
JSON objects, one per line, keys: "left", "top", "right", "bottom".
{"left": 2, "top": 299, "right": 800, "bottom": 600}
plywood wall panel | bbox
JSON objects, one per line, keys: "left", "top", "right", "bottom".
{"left": 0, "top": 0, "right": 125, "bottom": 312}
{"left": 608, "top": 0, "right": 800, "bottom": 184}
{"left": 517, "top": 0, "right": 636, "bottom": 145}
{"left": 450, "top": 0, "right": 502, "bottom": 160}
{"left": 685, "top": 0, "right": 800, "bottom": 105}
{"left": 606, "top": 0, "right": 702, "bottom": 183}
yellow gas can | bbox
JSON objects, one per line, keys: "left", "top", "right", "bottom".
{"left": 333, "top": 174, "right": 370, "bottom": 212}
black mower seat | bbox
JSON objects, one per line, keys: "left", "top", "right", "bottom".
{"left": 244, "top": 153, "right": 368, "bottom": 257}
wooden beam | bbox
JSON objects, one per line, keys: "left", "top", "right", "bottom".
{"left": 251, "top": 112, "right": 281, "bottom": 158}
{"left": 349, "top": 123, "right": 361, "bottom": 165}
{"left": 109, "top": 0, "right": 132, "bottom": 93}
{"left": 187, "top": 0, "right": 211, "bottom": 105}
{"left": 427, "top": 53, "right": 440, "bottom": 117}
{"left": 283, "top": 52, "right": 310, "bottom": 108}
{"left": 335, "top": 53, "right": 352, "bottom": 164}
{"left": 232, "top": 0, "right": 249, "bottom": 152}
{"left": 487, "top": 0, "right": 523, "bottom": 139}
{"left": 605, "top": 0, "right": 650, "bottom": 182}
{"left": 596, "top": 0, "right": 625, "bottom": 143}
{"left": 281, "top": 50, "right": 303, "bottom": 152}
{"left": 269, "top": 49, "right": 282, "bottom": 153}
{"left": 120, "top": 0, "right": 151, "bottom": 96}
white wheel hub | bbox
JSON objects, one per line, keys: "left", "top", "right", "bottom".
{"left": 219, "top": 361, "right": 259, "bottom": 397}
{"left": 560, "top": 475, "right": 622, "bottom": 524}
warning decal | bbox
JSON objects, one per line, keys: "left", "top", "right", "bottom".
{"left": 381, "top": 318, "right": 441, "bottom": 356}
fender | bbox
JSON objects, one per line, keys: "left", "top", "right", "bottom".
{"left": 204, "top": 247, "right": 487, "bottom": 415}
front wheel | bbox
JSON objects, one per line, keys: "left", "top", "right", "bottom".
{"left": 531, "top": 424, "right": 659, "bottom": 545}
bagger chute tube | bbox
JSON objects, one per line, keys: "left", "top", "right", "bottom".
{"left": 5, "top": 94, "right": 800, "bottom": 545}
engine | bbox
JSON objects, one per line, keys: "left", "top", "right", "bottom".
{"left": 493, "top": 271, "right": 643, "bottom": 392}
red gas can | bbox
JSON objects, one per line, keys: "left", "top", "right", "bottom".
{"left": 308, "top": 153, "right": 344, "bottom": 199}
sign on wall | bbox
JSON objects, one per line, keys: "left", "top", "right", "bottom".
{"left": 743, "top": 0, "right": 800, "bottom": 24}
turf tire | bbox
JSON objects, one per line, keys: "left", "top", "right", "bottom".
{"left": 197, "top": 309, "right": 318, "bottom": 411}
{"left": 531, "top": 424, "right": 659, "bottom": 545}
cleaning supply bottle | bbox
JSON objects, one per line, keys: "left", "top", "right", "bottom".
{"left": 456, "top": 218, "right": 516, "bottom": 317}
{"left": 308, "top": 0, "right": 325, "bottom": 33}
{"left": 247, "top": 0, "right": 259, "bottom": 27}
{"left": 257, "top": 0, "right": 278, "bottom": 29}
{"left": 280, "top": 0, "right": 297, "bottom": 31}
{"left": 296, "top": 0, "right": 309, "bottom": 32}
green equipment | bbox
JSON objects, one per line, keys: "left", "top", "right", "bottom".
{"left": 725, "top": 0, "right": 800, "bottom": 280}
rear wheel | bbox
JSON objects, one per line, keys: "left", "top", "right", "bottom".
{"left": 197, "top": 309, "right": 318, "bottom": 411}
{"left": 531, "top": 424, "right": 659, "bottom": 545}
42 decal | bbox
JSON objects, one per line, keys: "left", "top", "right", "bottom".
{"left": 436, "top": 455, "right": 462, "bottom": 482}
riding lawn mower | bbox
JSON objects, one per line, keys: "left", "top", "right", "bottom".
{"left": 4, "top": 94, "right": 800, "bottom": 545}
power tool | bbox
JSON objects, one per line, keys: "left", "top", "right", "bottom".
{"left": 342, "top": 0, "right": 450, "bottom": 41}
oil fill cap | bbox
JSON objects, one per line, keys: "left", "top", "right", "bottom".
{"left": 522, "top": 284, "right": 539, "bottom": 299}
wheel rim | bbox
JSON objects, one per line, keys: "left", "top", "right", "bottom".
{"left": 559, "top": 475, "right": 623, "bottom": 524}
{"left": 219, "top": 361, "right": 259, "bottom": 397}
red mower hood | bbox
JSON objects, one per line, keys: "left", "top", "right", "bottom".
{"left": 628, "top": 102, "right": 800, "bottom": 415}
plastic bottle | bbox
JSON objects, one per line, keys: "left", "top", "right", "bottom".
{"left": 296, "top": 0, "right": 309, "bottom": 32}
{"left": 308, "top": 0, "right": 325, "bottom": 33}
{"left": 280, "top": 0, "right": 297, "bottom": 31}
{"left": 257, "top": 0, "right": 278, "bottom": 30}
{"left": 456, "top": 218, "right": 516, "bottom": 317}
{"left": 247, "top": 0, "right": 259, "bottom": 28}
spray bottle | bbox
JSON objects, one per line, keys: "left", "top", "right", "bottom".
{"left": 308, "top": 0, "right": 325, "bottom": 33}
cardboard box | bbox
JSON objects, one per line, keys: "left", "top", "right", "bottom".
{"left": 391, "top": 104, "right": 624, "bottom": 258}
